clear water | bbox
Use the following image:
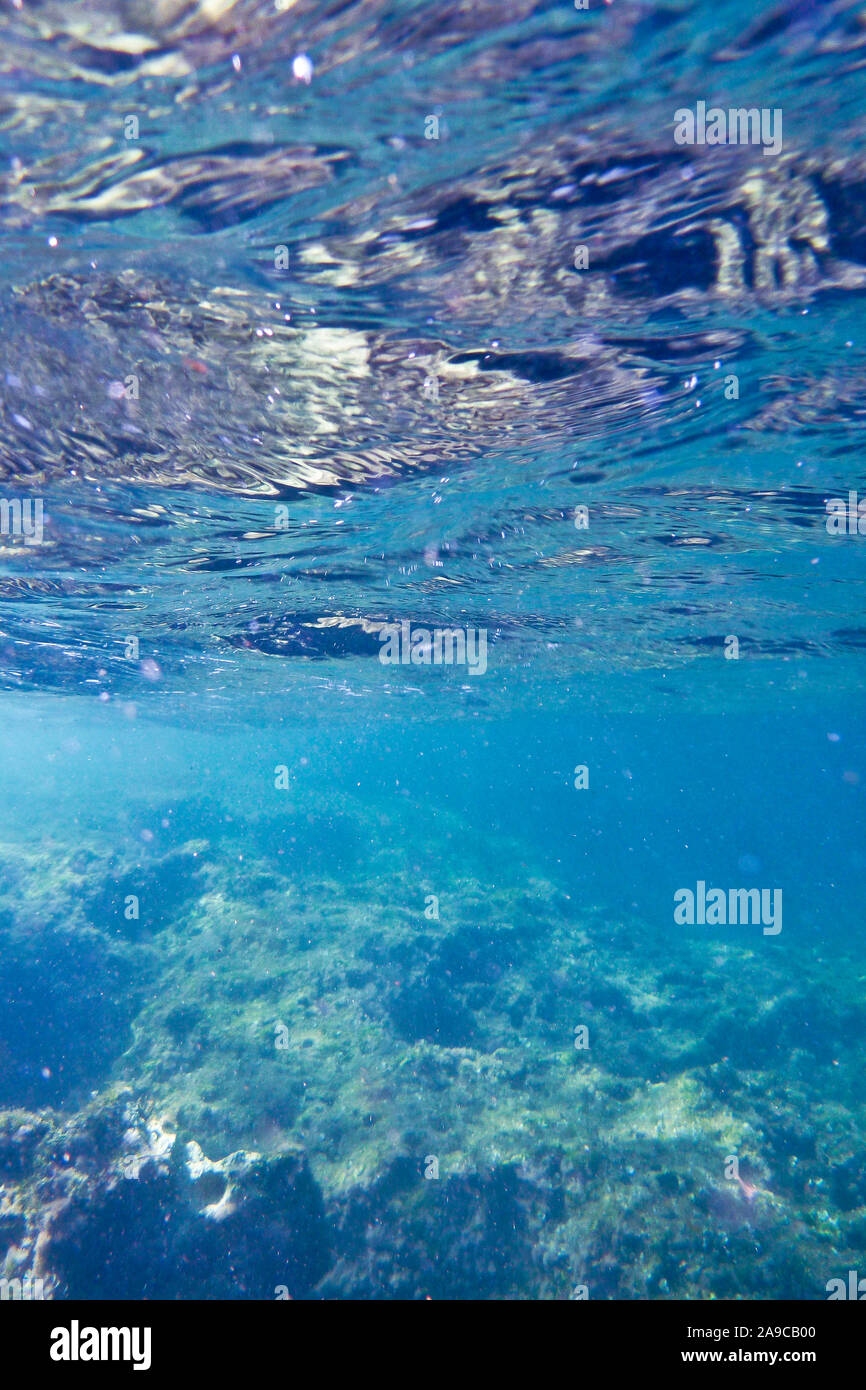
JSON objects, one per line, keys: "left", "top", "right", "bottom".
{"left": 0, "top": 0, "right": 864, "bottom": 1300}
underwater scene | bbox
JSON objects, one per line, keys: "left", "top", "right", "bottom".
{"left": 0, "top": 0, "right": 865, "bottom": 1305}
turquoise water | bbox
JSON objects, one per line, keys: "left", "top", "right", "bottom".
{"left": 0, "top": 0, "right": 864, "bottom": 1300}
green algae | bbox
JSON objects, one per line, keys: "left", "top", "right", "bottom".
{"left": 0, "top": 796, "right": 864, "bottom": 1298}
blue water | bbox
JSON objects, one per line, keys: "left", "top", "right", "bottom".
{"left": 0, "top": 0, "right": 864, "bottom": 1301}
